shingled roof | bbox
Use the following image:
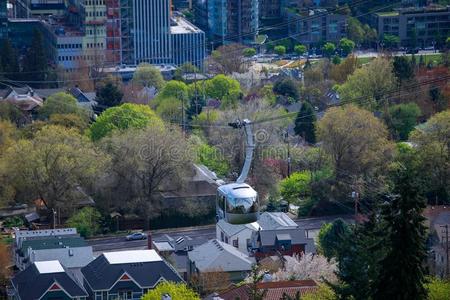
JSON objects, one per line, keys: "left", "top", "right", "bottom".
{"left": 81, "top": 250, "right": 182, "bottom": 290}
{"left": 11, "top": 261, "right": 87, "bottom": 300}
{"left": 215, "top": 280, "right": 318, "bottom": 300}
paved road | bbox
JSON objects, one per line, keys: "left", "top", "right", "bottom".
{"left": 87, "top": 215, "right": 354, "bottom": 253}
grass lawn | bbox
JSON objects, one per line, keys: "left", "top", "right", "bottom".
{"left": 356, "top": 53, "right": 442, "bottom": 66}
{"left": 357, "top": 56, "right": 375, "bottom": 65}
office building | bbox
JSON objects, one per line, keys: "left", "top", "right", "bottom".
{"left": 208, "top": 0, "right": 259, "bottom": 45}
{"left": 105, "top": 0, "right": 121, "bottom": 65}
{"left": 373, "top": 6, "right": 450, "bottom": 48}
{"left": 192, "top": 0, "right": 209, "bottom": 33}
{"left": 120, "top": 0, "right": 172, "bottom": 65}
{"left": 171, "top": 16, "right": 206, "bottom": 69}
{"left": 287, "top": 8, "right": 347, "bottom": 45}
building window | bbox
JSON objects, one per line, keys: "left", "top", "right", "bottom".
{"left": 233, "top": 239, "right": 238, "bottom": 248}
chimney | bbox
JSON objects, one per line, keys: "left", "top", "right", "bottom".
{"left": 147, "top": 231, "right": 152, "bottom": 249}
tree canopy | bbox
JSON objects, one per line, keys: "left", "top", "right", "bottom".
{"left": 89, "top": 103, "right": 163, "bottom": 141}
{"left": 132, "top": 63, "right": 165, "bottom": 89}
{"left": 294, "top": 101, "right": 316, "bottom": 143}
{"left": 38, "top": 92, "right": 89, "bottom": 121}
{"left": 322, "top": 42, "right": 336, "bottom": 58}
{"left": 142, "top": 282, "right": 200, "bottom": 300}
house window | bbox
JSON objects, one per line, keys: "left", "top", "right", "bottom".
{"left": 233, "top": 239, "right": 238, "bottom": 248}
{"left": 220, "top": 231, "right": 224, "bottom": 242}
{"left": 118, "top": 290, "right": 132, "bottom": 300}
{"left": 225, "top": 236, "right": 229, "bottom": 243}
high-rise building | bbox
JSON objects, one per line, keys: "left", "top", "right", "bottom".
{"left": 120, "top": 0, "right": 172, "bottom": 65}
{"left": 171, "top": 16, "right": 205, "bottom": 68}
{"left": 208, "top": 0, "right": 259, "bottom": 45}
{"left": 105, "top": 0, "right": 121, "bottom": 65}
{"left": 0, "top": 0, "right": 7, "bottom": 40}
{"left": 82, "top": 0, "right": 107, "bottom": 66}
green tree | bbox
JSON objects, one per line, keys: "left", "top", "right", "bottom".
{"left": 1, "top": 126, "right": 107, "bottom": 220}
{"left": 273, "top": 78, "right": 300, "bottom": 102}
{"left": 49, "top": 113, "right": 90, "bottom": 132}
{"left": 173, "top": 63, "right": 199, "bottom": 81}
{"left": 301, "top": 284, "right": 335, "bottom": 300}
{"left": 243, "top": 47, "right": 257, "bottom": 57}
{"left": 322, "top": 42, "right": 336, "bottom": 58}
{"left": 89, "top": 103, "right": 163, "bottom": 141}
{"left": 66, "top": 207, "right": 102, "bottom": 238}
{"left": 410, "top": 110, "right": 450, "bottom": 202}
{"left": 279, "top": 171, "right": 311, "bottom": 206}
{"left": 347, "top": 17, "right": 365, "bottom": 45}
{"left": 446, "top": 37, "right": 450, "bottom": 49}
{"left": 393, "top": 56, "right": 414, "bottom": 84}
{"left": 38, "top": 92, "right": 89, "bottom": 121}
{"left": 95, "top": 75, "right": 123, "bottom": 108}
{"left": 191, "top": 137, "right": 230, "bottom": 177}
{"left": 156, "top": 80, "right": 189, "bottom": 100}
{"left": 338, "top": 57, "right": 396, "bottom": 110}
{"left": 339, "top": 38, "right": 355, "bottom": 56}
{"left": 99, "top": 125, "right": 193, "bottom": 226}
{"left": 426, "top": 277, "right": 450, "bottom": 300}
{"left": 274, "top": 45, "right": 286, "bottom": 56}
{"left": 386, "top": 103, "right": 421, "bottom": 140}
{"left": 317, "top": 219, "right": 351, "bottom": 260}
{"left": 317, "top": 105, "right": 393, "bottom": 180}
{"left": 374, "top": 160, "right": 428, "bottom": 300}
{"left": 132, "top": 63, "right": 165, "bottom": 89}
{"left": 383, "top": 34, "right": 400, "bottom": 49}
{"left": 204, "top": 75, "right": 241, "bottom": 108}
{"left": 0, "top": 102, "right": 23, "bottom": 124}
{"left": 294, "top": 44, "right": 307, "bottom": 56}
{"left": 294, "top": 101, "right": 316, "bottom": 143}
{"left": 22, "top": 29, "right": 48, "bottom": 85}
{"left": 0, "top": 38, "right": 20, "bottom": 80}
{"left": 142, "top": 282, "right": 200, "bottom": 300}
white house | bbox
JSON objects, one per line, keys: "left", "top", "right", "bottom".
{"left": 216, "top": 212, "right": 299, "bottom": 254}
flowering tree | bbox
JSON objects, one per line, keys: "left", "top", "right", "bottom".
{"left": 271, "top": 254, "right": 337, "bottom": 283}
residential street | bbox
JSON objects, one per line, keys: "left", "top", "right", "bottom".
{"left": 87, "top": 214, "right": 354, "bottom": 253}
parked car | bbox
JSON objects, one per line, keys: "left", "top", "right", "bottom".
{"left": 406, "top": 48, "right": 419, "bottom": 54}
{"left": 125, "top": 232, "right": 147, "bottom": 241}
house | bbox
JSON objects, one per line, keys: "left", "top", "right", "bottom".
{"left": 188, "top": 239, "right": 255, "bottom": 283}
{"left": 13, "top": 228, "right": 93, "bottom": 272}
{"left": 425, "top": 207, "right": 450, "bottom": 277}
{"left": 68, "top": 87, "right": 97, "bottom": 112}
{"left": 250, "top": 228, "right": 315, "bottom": 260}
{"left": 152, "top": 234, "right": 208, "bottom": 280}
{"left": 15, "top": 235, "right": 92, "bottom": 270}
{"left": 211, "top": 280, "right": 318, "bottom": 300}
{"left": 0, "top": 84, "right": 43, "bottom": 123}
{"left": 81, "top": 249, "right": 183, "bottom": 299}
{"left": 216, "top": 212, "right": 299, "bottom": 254}
{"left": 10, "top": 260, "right": 88, "bottom": 300}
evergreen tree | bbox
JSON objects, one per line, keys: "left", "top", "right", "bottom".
{"left": 95, "top": 76, "right": 123, "bottom": 108}
{"left": 22, "top": 30, "right": 48, "bottom": 85}
{"left": 294, "top": 101, "right": 316, "bottom": 144}
{"left": 0, "top": 38, "right": 20, "bottom": 80}
{"left": 330, "top": 215, "right": 384, "bottom": 300}
{"left": 373, "top": 162, "right": 427, "bottom": 300}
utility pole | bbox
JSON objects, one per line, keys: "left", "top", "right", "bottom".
{"left": 441, "top": 224, "right": 449, "bottom": 277}
{"left": 284, "top": 131, "right": 291, "bottom": 177}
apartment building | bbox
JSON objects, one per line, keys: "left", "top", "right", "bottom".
{"left": 373, "top": 6, "right": 450, "bottom": 48}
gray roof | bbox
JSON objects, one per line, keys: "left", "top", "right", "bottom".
{"left": 217, "top": 212, "right": 297, "bottom": 237}
{"left": 188, "top": 239, "right": 255, "bottom": 272}
{"left": 81, "top": 250, "right": 182, "bottom": 290}
{"left": 29, "top": 246, "right": 94, "bottom": 269}
{"left": 20, "top": 236, "right": 87, "bottom": 255}
{"left": 258, "top": 212, "right": 298, "bottom": 229}
{"left": 257, "top": 228, "right": 307, "bottom": 247}
{"left": 11, "top": 262, "right": 87, "bottom": 299}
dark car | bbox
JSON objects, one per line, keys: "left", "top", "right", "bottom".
{"left": 125, "top": 232, "right": 147, "bottom": 241}
{"left": 406, "top": 48, "right": 419, "bottom": 54}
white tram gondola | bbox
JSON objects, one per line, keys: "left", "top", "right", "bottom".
{"left": 216, "top": 119, "right": 260, "bottom": 225}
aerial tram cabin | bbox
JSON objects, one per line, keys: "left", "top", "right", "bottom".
{"left": 216, "top": 119, "right": 260, "bottom": 225}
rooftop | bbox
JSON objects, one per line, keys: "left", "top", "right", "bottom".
{"left": 170, "top": 16, "right": 203, "bottom": 34}
{"left": 376, "top": 11, "right": 399, "bottom": 17}
{"left": 103, "top": 250, "right": 162, "bottom": 264}
{"left": 34, "top": 260, "right": 64, "bottom": 274}
{"left": 188, "top": 239, "right": 255, "bottom": 272}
